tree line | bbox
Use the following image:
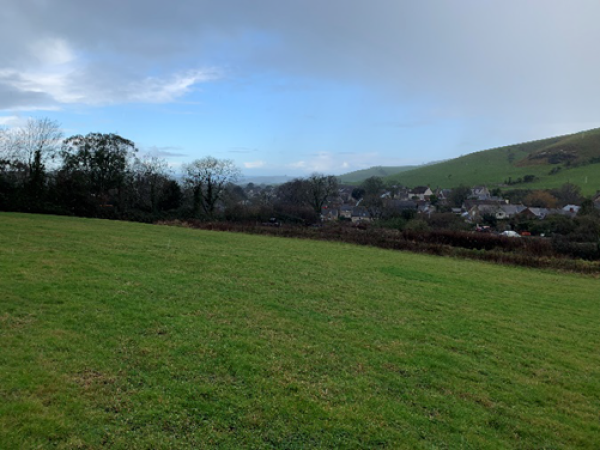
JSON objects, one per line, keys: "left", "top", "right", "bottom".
{"left": 0, "top": 118, "right": 338, "bottom": 223}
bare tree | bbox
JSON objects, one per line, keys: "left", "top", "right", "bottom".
{"left": 183, "top": 156, "right": 241, "bottom": 218}
{"left": 306, "top": 173, "right": 339, "bottom": 213}
{"left": 1, "top": 118, "right": 63, "bottom": 175}
{"left": 131, "top": 155, "right": 171, "bottom": 212}
{"left": 276, "top": 173, "right": 339, "bottom": 214}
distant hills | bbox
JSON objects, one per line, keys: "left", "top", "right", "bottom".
{"left": 340, "top": 128, "right": 600, "bottom": 195}
{"left": 237, "top": 175, "right": 295, "bottom": 186}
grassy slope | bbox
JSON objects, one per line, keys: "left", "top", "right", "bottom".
{"left": 338, "top": 166, "right": 416, "bottom": 184}
{"left": 1, "top": 213, "right": 600, "bottom": 449}
{"left": 386, "top": 129, "right": 600, "bottom": 195}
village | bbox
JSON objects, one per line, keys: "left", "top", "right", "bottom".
{"left": 242, "top": 180, "right": 600, "bottom": 236}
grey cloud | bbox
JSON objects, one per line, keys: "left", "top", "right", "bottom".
{"left": 3, "top": 0, "right": 600, "bottom": 129}
{"left": 0, "top": 79, "right": 56, "bottom": 110}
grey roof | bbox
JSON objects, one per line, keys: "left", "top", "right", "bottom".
{"left": 388, "top": 199, "right": 418, "bottom": 210}
{"left": 499, "top": 204, "right": 527, "bottom": 216}
{"left": 411, "top": 186, "right": 431, "bottom": 194}
{"left": 352, "top": 206, "right": 370, "bottom": 217}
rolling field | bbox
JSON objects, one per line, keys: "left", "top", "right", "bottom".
{"left": 1, "top": 213, "right": 599, "bottom": 449}
{"left": 382, "top": 128, "right": 600, "bottom": 195}
{"left": 338, "top": 166, "right": 416, "bottom": 184}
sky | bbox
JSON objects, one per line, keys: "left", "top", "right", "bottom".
{"left": 2, "top": 0, "right": 600, "bottom": 177}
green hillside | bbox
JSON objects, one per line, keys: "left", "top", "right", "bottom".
{"left": 386, "top": 128, "right": 600, "bottom": 195}
{"left": 338, "top": 165, "right": 416, "bottom": 183}
{"left": 2, "top": 213, "right": 600, "bottom": 449}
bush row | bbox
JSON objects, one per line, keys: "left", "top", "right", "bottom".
{"left": 156, "top": 220, "right": 600, "bottom": 274}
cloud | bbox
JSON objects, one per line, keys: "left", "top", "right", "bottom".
{"left": 3, "top": 0, "right": 600, "bottom": 138}
{"left": 0, "top": 115, "right": 29, "bottom": 127}
{"left": 0, "top": 74, "right": 59, "bottom": 110}
{"left": 243, "top": 160, "right": 266, "bottom": 169}
{"left": 121, "top": 69, "right": 221, "bottom": 104}
{"left": 28, "top": 38, "right": 76, "bottom": 66}
{"left": 0, "top": 64, "right": 220, "bottom": 110}
{"left": 142, "top": 145, "right": 188, "bottom": 158}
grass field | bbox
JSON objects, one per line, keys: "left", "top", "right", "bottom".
{"left": 1, "top": 213, "right": 600, "bottom": 449}
{"left": 383, "top": 129, "right": 600, "bottom": 195}
{"left": 338, "top": 166, "right": 416, "bottom": 184}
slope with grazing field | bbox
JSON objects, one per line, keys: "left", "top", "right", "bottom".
{"left": 338, "top": 166, "right": 417, "bottom": 184}
{"left": 384, "top": 128, "right": 600, "bottom": 195}
{"left": 1, "top": 213, "right": 599, "bottom": 449}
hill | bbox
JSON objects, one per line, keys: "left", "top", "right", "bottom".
{"left": 338, "top": 165, "right": 416, "bottom": 183}
{"left": 237, "top": 175, "right": 295, "bottom": 186}
{"left": 1, "top": 213, "right": 599, "bottom": 448}
{"left": 385, "top": 128, "right": 600, "bottom": 195}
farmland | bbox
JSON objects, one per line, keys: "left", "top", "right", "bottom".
{"left": 1, "top": 213, "right": 599, "bottom": 449}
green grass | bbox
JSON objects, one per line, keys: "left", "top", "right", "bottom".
{"left": 1, "top": 213, "right": 600, "bottom": 449}
{"left": 386, "top": 128, "right": 600, "bottom": 195}
{"left": 338, "top": 166, "right": 416, "bottom": 184}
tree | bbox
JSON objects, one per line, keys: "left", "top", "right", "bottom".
{"left": 0, "top": 118, "right": 63, "bottom": 201}
{"left": 159, "top": 179, "right": 183, "bottom": 212}
{"left": 579, "top": 198, "right": 599, "bottom": 217}
{"left": 305, "top": 173, "right": 339, "bottom": 213}
{"left": 351, "top": 187, "right": 365, "bottom": 201}
{"left": 61, "top": 133, "right": 137, "bottom": 204}
{"left": 183, "top": 157, "right": 241, "bottom": 218}
{"left": 524, "top": 190, "right": 558, "bottom": 208}
{"left": 131, "top": 155, "right": 171, "bottom": 213}
{"left": 0, "top": 118, "right": 63, "bottom": 176}
{"left": 448, "top": 185, "right": 471, "bottom": 208}
{"left": 276, "top": 178, "right": 311, "bottom": 206}
{"left": 361, "top": 176, "right": 385, "bottom": 196}
{"left": 552, "top": 183, "right": 583, "bottom": 206}
{"left": 276, "top": 174, "right": 338, "bottom": 214}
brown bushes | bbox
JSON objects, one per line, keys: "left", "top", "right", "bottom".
{"left": 155, "top": 220, "right": 600, "bottom": 274}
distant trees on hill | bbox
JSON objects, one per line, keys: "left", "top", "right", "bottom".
{"left": 0, "top": 119, "right": 238, "bottom": 220}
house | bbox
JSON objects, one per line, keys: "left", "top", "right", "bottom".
{"left": 351, "top": 206, "right": 371, "bottom": 222}
{"left": 562, "top": 204, "right": 581, "bottom": 218}
{"left": 417, "top": 204, "right": 435, "bottom": 217}
{"left": 394, "top": 188, "right": 411, "bottom": 201}
{"left": 467, "top": 204, "right": 508, "bottom": 222}
{"left": 462, "top": 199, "right": 505, "bottom": 212}
{"left": 387, "top": 199, "right": 418, "bottom": 213}
{"left": 337, "top": 186, "right": 355, "bottom": 203}
{"left": 471, "top": 185, "right": 491, "bottom": 200}
{"left": 339, "top": 205, "right": 353, "bottom": 219}
{"left": 498, "top": 204, "right": 528, "bottom": 219}
{"left": 321, "top": 206, "right": 339, "bottom": 221}
{"left": 410, "top": 186, "right": 433, "bottom": 201}
{"left": 517, "top": 207, "right": 555, "bottom": 220}
{"left": 435, "top": 188, "right": 452, "bottom": 201}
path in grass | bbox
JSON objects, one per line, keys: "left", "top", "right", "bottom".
{"left": 1, "top": 213, "right": 599, "bottom": 449}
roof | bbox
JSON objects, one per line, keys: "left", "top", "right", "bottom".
{"left": 411, "top": 186, "right": 431, "bottom": 194}
{"left": 562, "top": 204, "right": 581, "bottom": 213}
{"left": 499, "top": 204, "right": 527, "bottom": 216}
{"left": 388, "top": 199, "right": 418, "bottom": 210}
{"left": 352, "top": 206, "right": 370, "bottom": 217}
